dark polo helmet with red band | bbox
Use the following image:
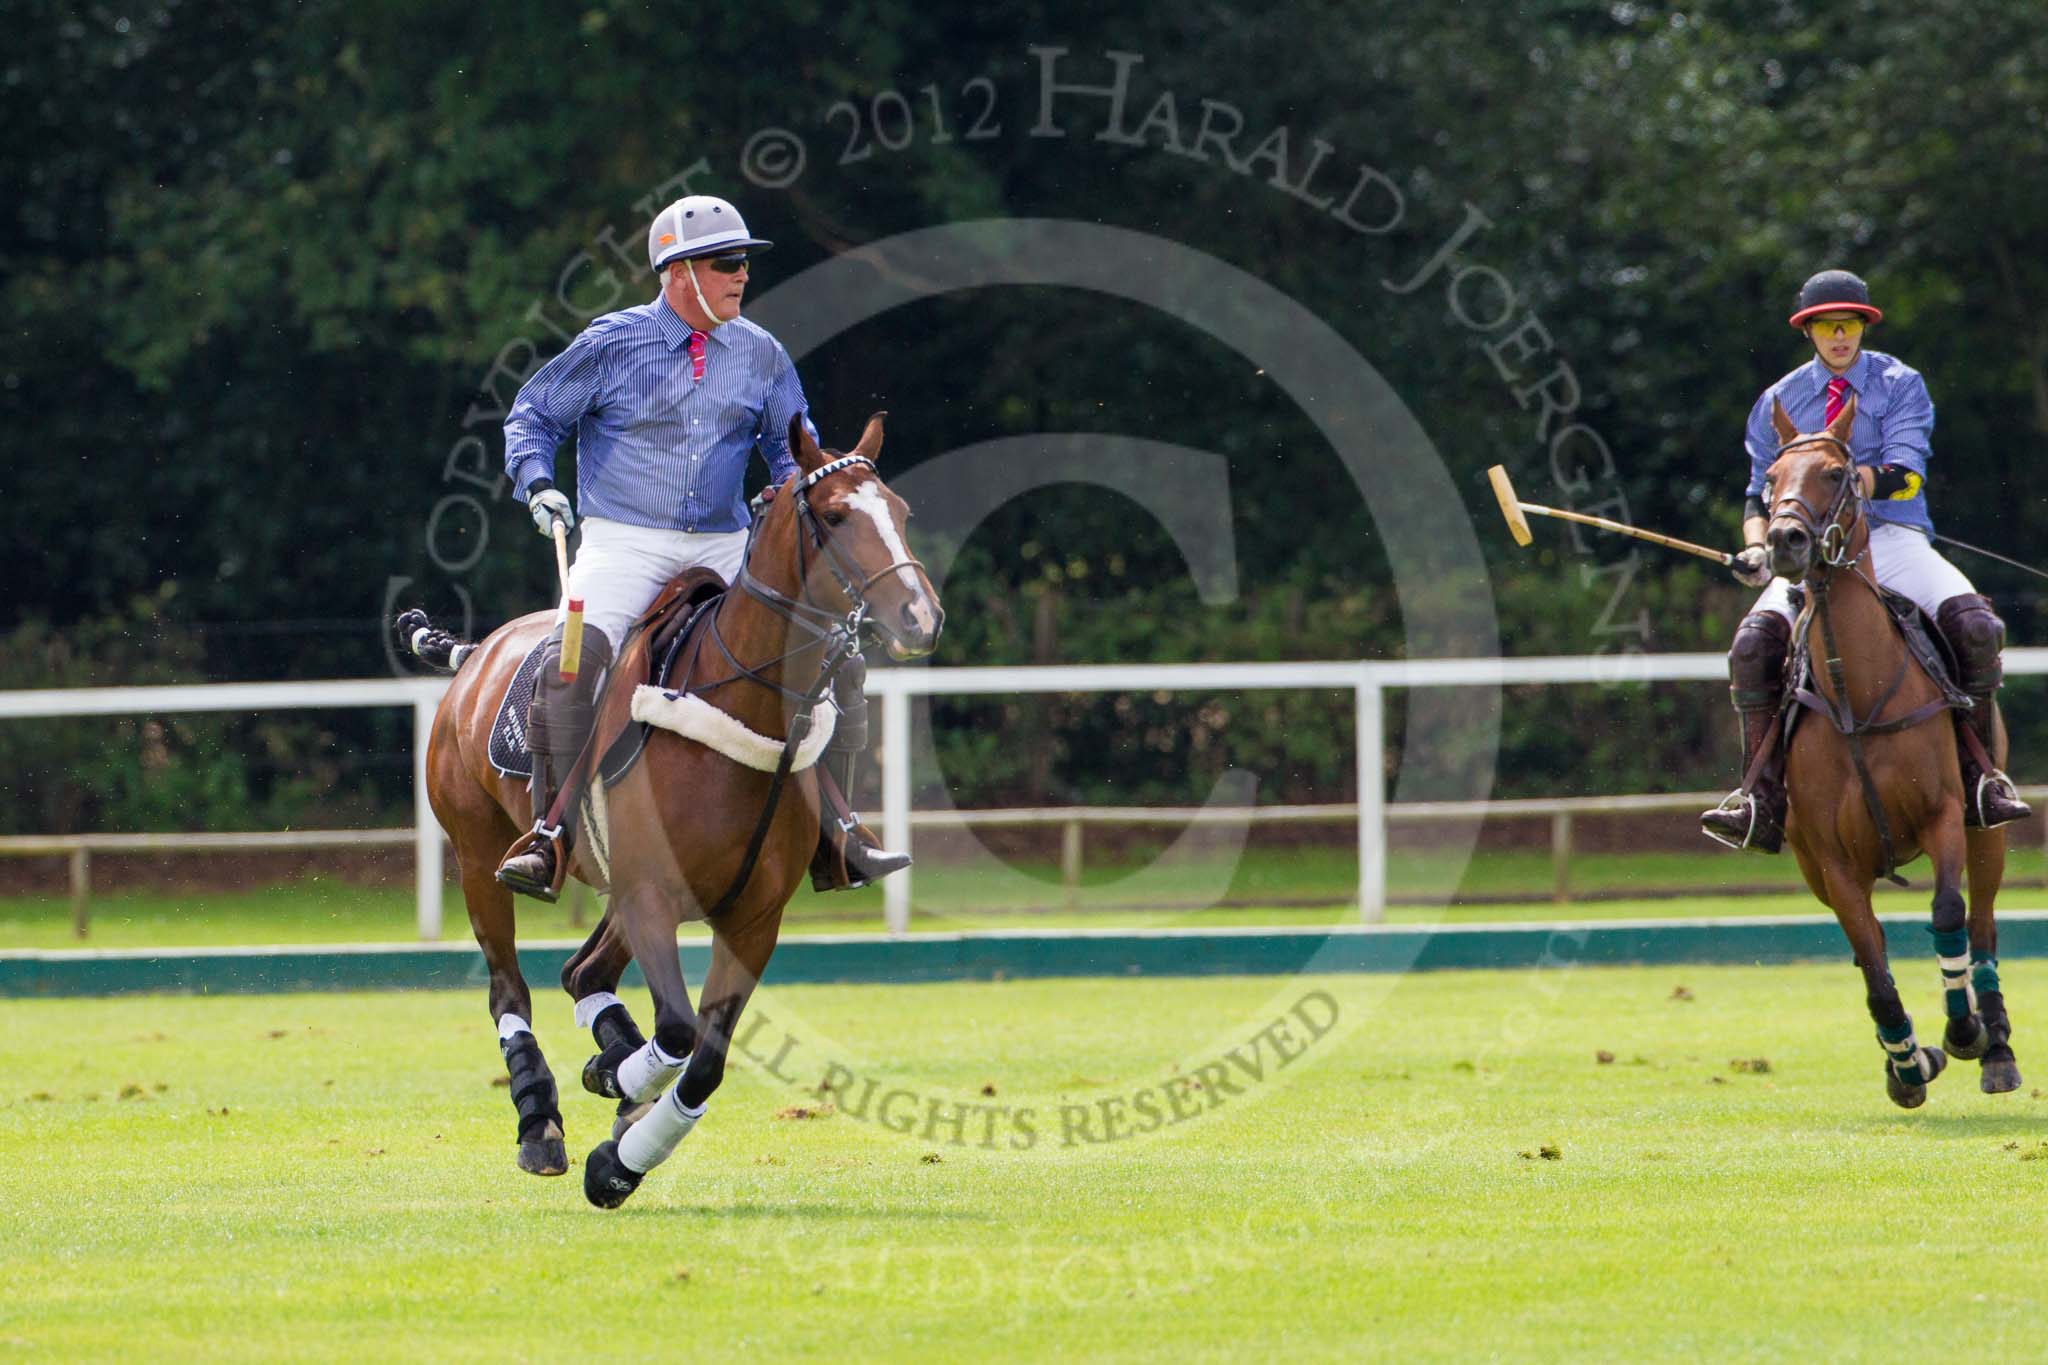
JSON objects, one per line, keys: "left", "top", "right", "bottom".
{"left": 1788, "top": 269, "right": 1884, "bottom": 329}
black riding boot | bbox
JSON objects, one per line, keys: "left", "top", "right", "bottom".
{"left": 809, "top": 662, "right": 912, "bottom": 892}
{"left": 1937, "top": 594, "right": 2031, "bottom": 829}
{"left": 497, "top": 627, "right": 613, "bottom": 901}
{"left": 1701, "top": 612, "right": 1792, "bottom": 853}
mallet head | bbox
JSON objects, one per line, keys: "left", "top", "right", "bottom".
{"left": 1486, "top": 465, "right": 1533, "bottom": 547}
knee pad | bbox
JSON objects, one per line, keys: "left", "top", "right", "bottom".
{"left": 1727, "top": 612, "right": 1792, "bottom": 707}
{"left": 1936, "top": 594, "right": 2003, "bottom": 694}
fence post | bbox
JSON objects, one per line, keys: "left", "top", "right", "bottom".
{"left": 413, "top": 695, "right": 444, "bottom": 941}
{"left": 1551, "top": 812, "right": 1573, "bottom": 904}
{"left": 1356, "top": 672, "right": 1386, "bottom": 923}
{"left": 69, "top": 846, "right": 90, "bottom": 939}
{"left": 881, "top": 683, "right": 912, "bottom": 938}
{"left": 1061, "top": 819, "right": 1083, "bottom": 912}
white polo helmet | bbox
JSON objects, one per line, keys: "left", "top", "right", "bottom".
{"left": 647, "top": 195, "right": 773, "bottom": 273}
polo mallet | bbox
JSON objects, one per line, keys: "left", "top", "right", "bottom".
{"left": 1486, "top": 465, "right": 1732, "bottom": 566}
{"left": 551, "top": 519, "right": 583, "bottom": 681}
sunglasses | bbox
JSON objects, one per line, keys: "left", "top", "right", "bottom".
{"left": 701, "top": 253, "right": 750, "bottom": 275}
{"left": 1807, "top": 316, "right": 1865, "bottom": 338}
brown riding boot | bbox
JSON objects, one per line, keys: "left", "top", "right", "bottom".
{"left": 1937, "top": 594, "right": 2032, "bottom": 829}
{"left": 497, "top": 627, "right": 613, "bottom": 901}
{"left": 1701, "top": 612, "right": 1792, "bottom": 853}
{"left": 809, "top": 756, "right": 911, "bottom": 892}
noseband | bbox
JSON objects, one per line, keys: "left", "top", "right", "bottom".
{"left": 1769, "top": 433, "right": 1861, "bottom": 569}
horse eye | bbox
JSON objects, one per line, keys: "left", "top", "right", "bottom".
{"left": 824, "top": 510, "right": 847, "bottom": 527}
{"left": 1826, "top": 467, "right": 1844, "bottom": 482}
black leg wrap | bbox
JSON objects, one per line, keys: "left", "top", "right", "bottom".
{"left": 1980, "top": 990, "right": 2012, "bottom": 1050}
{"left": 591, "top": 1002, "right": 645, "bottom": 1056}
{"left": 500, "top": 1033, "right": 563, "bottom": 1142}
{"left": 1867, "top": 989, "right": 1909, "bottom": 1035}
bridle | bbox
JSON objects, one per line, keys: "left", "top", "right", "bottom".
{"left": 1767, "top": 433, "right": 1862, "bottom": 571}
{"left": 695, "top": 454, "right": 928, "bottom": 708}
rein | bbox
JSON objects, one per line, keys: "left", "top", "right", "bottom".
{"left": 677, "top": 453, "right": 924, "bottom": 918}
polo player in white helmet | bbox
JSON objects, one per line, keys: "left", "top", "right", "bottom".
{"left": 495, "top": 193, "right": 910, "bottom": 897}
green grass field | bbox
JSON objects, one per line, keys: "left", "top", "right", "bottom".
{"left": 5, "top": 963, "right": 2048, "bottom": 1360}
{"left": 6, "top": 844, "right": 2044, "bottom": 950}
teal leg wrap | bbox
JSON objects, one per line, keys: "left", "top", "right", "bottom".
{"left": 1972, "top": 952, "right": 2001, "bottom": 998}
{"left": 1877, "top": 1016, "right": 1927, "bottom": 1084}
{"left": 1932, "top": 925, "right": 1973, "bottom": 1020}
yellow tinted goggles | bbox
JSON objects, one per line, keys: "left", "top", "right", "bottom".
{"left": 1807, "top": 316, "right": 1866, "bottom": 339}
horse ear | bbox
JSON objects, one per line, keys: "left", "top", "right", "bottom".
{"left": 852, "top": 411, "right": 887, "bottom": 463}
{"left": 1827, "top": 392, "right": 1857, "bottom": 446}
{"left": 1771, "top": 396, "right": 1798, "bottom": 445}
{"left": 788, "top": 413, "right": 827, "bottom": 473}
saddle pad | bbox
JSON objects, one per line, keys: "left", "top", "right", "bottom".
{"left": 487, "top": 639, "right": 650, "bottom": 786}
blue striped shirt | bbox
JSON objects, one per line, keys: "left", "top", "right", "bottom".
{"left": 1743, "top": 348, "right": 1935, "bottom": 535}
{"left": 504, "top": 294, "right": 811, "bottom": 534}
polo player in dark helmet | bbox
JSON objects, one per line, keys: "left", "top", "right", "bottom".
{"left": 1702, "top": 269, "right": 2030, "bottom": 852}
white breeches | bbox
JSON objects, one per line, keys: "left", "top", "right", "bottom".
{"left": 553, "top": 516, "right": 747, "bottom": 650}
{"left": 1750, "top": 522, "right": 1975, "bottom": 625}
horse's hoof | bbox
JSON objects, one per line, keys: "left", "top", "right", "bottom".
{"left": 583, "top": 1139, "right": 643, "bottom": 1209}
{"left": 612, "top": 1098, "right": 654, "bottom": 1142}
{"left": 517, "top": 1120, "right": 569, "bottom": 1177}
{"left": 1886, "top": 1048, "right": 1945, "bottom": 1109}
{"left": 1945, "top": 1015, "right": 1989, "bottom": 1061}
{"left": 581, "top": 1045, "right": 632, "bottom": 1100}
{"left": 1981, "top": 1052, "right": 2022, "bottom": 1095}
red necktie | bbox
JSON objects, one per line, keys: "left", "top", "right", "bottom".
{"left": 1824, "top": 376, "right": 1850, "bottom": 425}
{"left": 687, "top": 331, "right": 706, "bottom": 383}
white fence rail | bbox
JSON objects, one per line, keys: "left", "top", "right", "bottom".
{"left": 4, "top": 648, "right": 2044, "bottom": 939}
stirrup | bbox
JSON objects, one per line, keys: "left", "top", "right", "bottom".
{"left": 496, "top": 822, "right": 565, "bottom": 902}
{"left": 1700, "top": 790, "right": 1757, "bottom": 851}
{"left": 1968, "top": 769, "right": 2031, "bottom": 830}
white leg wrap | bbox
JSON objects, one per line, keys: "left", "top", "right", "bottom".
{"left": 616, "top": 1039, "right": 687, "bottom": 1103}
{"left": 497, "top": 1014, "right": 533, "bottom": 1042}
{"left": 573, "top": 991, "right": 626, "bottom": 1031}
{"left": 618, "top": 1084, "right": 706, "bottom": 1174}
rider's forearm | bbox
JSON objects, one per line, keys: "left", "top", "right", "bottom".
{"left": 1742, "top": 514, "right": 1768, "bottom": 549}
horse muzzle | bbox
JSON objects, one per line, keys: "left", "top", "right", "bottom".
{"left": 1767, "top": 520, "right": 1812, "bottom": 581}
{"left": 878, "top": 594, "right": 944, "bottom": 661}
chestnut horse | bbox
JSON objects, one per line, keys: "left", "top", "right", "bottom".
{"left": 412, "top": 414, "right": 941, "bottom": 1203}
{"left": 1763, "top": 395, "right": 2019, "bottom": 1108}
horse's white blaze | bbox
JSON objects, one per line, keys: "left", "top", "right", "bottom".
{"left": 847, "top": 479, "right": 936, "bottom": 632}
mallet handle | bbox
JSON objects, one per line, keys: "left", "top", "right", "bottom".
{"left": 551, "top": 519, "right": 584, "bottom": 681}
{"left": 1518, "top": 502, "right": 1733, "bottom": 566}
{"left": 551, "top": 520, "right": 573, "bottom": 592}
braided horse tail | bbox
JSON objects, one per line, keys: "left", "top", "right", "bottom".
{"left": 394, "top": 608, "right": 477, "bottom": 673}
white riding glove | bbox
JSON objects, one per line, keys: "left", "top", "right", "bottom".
{"left": 1730, "top": 545, "right": 1772, "bottom": 588}
{"left": 528, "top": 484, "right": 574, "bottom": 536}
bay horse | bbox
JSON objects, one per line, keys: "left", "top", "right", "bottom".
{"left": 410, "top": 413, "right": 941, "bottom": 1204}
{"left": 1763, "top": 395, "right": 2020, "bottom": 1107}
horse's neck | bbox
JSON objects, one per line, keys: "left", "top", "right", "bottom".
{"left": 1806, "top": 563, "right": 1920, "bottom": 715}
{"left": 685, "top": 520, "right": 832, "bottom": 736}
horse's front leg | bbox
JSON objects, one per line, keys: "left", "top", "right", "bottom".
{"left": 560, "top": 909, "right": 663, "bottom": 1137}
{"left": 1925, "top": 808, "right": 1991, "bottom": 1064}
{"left": 1826, "top": 867, "right": 1948, "bottom": 1108}
{"left": 584, "top": 913, "right": 775, "bottom": 1210}
{"left": 1966, "top": 826, "right": 2022, "bottom": 1093}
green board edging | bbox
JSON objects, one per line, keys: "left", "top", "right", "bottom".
{"left": 4, "top": 913, "right": 2047, "bottom": 998}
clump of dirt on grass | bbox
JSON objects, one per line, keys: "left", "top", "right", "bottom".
{"left": 1519, "top": 1142, "right": 1562, "bottom": 1161}
{"left": 1729, "top": 1057, "right": 1773, "bottom": 1074}
{"left": 980, "top": 1082, "right": 998, "bottom": 1097}
{"left": 118, "top": 1083, "right": 150, "bottom": 1101}
{"left": 1595, "top": 1050, "right": 1616, "bottom": 1065}
{"left": 775, "top": 1103, "right": 836, "bottom": 1120}
{"left": 2018, "top": 1142, "right": 2048, "bottom": 1163}
{"left": 1670, "top": 986, "right": 1695, "bottom": 1002}
{"left": 920, "top": 1152, "right": 943, "bottom": 1164}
